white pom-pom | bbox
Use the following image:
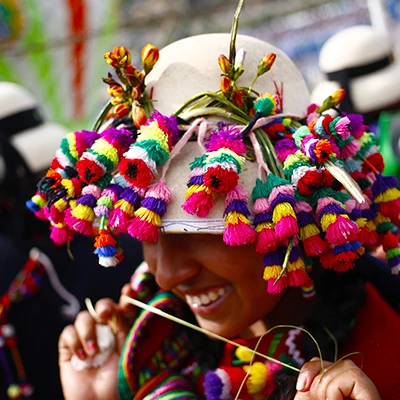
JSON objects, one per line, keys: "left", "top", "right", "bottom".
{"left": 70, "top": 324, "right": 115, "bottom": 371}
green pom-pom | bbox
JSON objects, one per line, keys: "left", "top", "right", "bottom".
{"left": 254, "top": 95, "right": 276, "bottom": 117}
{"left": 251, "top": 178, "right": 269, "bottom": 201}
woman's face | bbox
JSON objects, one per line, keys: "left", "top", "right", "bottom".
{"left": 143, "top": 234, "right": 285, "bottom": 339}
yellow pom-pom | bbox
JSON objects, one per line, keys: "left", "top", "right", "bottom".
{"left": 299, "top": 224, "right": 320, "bottom": 240}
{"left": 255, "top": 221, "right": 275, "bottom": 233}
{"left": 320, "top": 213, "right": 338, "bottom": 231}
{"left": 263, "top": 265, "right": 282, "bottom": 280}
{"left": 272, "top": 202, "right": 296, "bottom": 222}
{"left": 134, "top": 207, "right": 162, "bottom": 226}
{"left": 235, "top": 346, "right": 253, "bottom": 362}
{"left": 243, "top": 361, "right": 268, "bottom": 395}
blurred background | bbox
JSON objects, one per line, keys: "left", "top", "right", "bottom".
{"left": 0, "top": 0, "right": 399, "bottom": 131}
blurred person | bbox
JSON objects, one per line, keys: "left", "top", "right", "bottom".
{"left": 0, "top": 82, "right": 142, "bottom": 399}
{"left": 311, "top": 25, "right": 400, "bottom": 180}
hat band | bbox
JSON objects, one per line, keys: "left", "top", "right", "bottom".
{"left": 326, "top": 55, "right": 392, "bottom": 113}
{"left": 0, "top": 108, "right": 44, "bottom": 136}
{"left": 326, "top": 54, "right": 392, "bottom": 82}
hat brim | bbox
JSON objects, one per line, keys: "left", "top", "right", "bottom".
{"left": 160, "top": 141, "right": 259, "bottom": 234}
{"left": 10, "top": 122, "right": 69, "bottom": 174}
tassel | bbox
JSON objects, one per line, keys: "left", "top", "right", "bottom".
{"left": 223, "top": 184, "right": 256, "bottom": 246}
{"left": 108, "top": 176, "right": 143, "bottom": 232}
{"left": 286, "top": 245, "right": 309, "bottom": 287}
{"left": 346, "top": 197, "right": 379, "bottom": 248}
{"left": 64, "top": 185, "right": 102, "bottom": 235}
{"left": 301, "top": 258, "right": 315, "bottom": 299}
{"left": 252, "top": 179, "right": 278, "bottom": 253}
{"left": 127, "top": 179, "right": 172, "bottom": 242}
{"left": 119, "top": 112, "right": 177, "bottom": 187}
{"left": 31, "top": 130, "right": 99, "bottom": 210}
{"left": 76, "top": 127, "right": 132, "bottom": 189}
{"left": 263, "top": 247, "right": 288, "bottom": 294}
{"left": 265, "top": 174, "right": 299, "bottom": 242}
{"left": 93, "top": 228, "right": 123, "bottom": 267}
{"left": 380, "top": 231, "right": 400, "bottom": 275}
{"left": 183, "top": 155, "right": 216, "bottom": 217}
{"left": 315, "top": 189, "right": 362, "bottom": 270}
{"left": 49, "top": 221, "right": 75, "bottom": 246}
{"left": 371, "top": 174, "right": 400, "bottom": 224}
{"left": 295, "top": 201, "right": 327, "bottom": 257}
{"left": 94, "top": 183, "right": 125, "bottom": 226}
{"left": 184, "top": 124, "right": 247, "bottom": 217}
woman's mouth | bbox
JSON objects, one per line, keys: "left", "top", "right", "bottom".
{"left": 185, "top": 286, "right": 229, "bottom": 310}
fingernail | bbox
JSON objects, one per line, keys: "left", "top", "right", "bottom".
{"left": 77, "top": 348, "right": 87, "bottom": 360}
{"left": 86, "top": 340, "right": 99, "bottom": 355}
{"left": 296, "top": 373, "right": 307, "bottom": 391}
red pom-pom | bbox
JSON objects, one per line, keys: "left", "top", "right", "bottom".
{"left": 363, "top": 153, "right": 384, "bottom": 174}
{"left": 203, "top": 166, "right": 239, "bottom": 193}
{"left": 76, "top": 159, "right": 105, "bottom": 184}
{"left": 297, "top": 170, "right": 321, "bottom": 196}
{"left": 119, "top": 158, "right": 154, "bottom": 188}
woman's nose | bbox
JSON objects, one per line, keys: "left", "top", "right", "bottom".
{"left": 153, "top": 236, "right": 202, "bottom": 291}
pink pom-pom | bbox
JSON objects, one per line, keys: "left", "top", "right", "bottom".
{"left": 64, "top": 209, "right": 94, "bottom": 235}
{"left": 267, "top": 277, "right": 287, "bottom": 294}
{"left": 223, "top": 220, "right": 256, "bottom": 246}
{"left": 325, "top": 216, "right": 359, "bottom": 245}
{"left": 287, "top": 269, "right": 309, "bottom": 287}
{"left": 127, "top": 218, "right": 158, "bottom": 242}
{"left": 253, "top": 197, "right": 270, "bottom": 214}
{"left": 275, "top": 215, "right": 299, "bottom": 240}
{"left": 256, "top": 228, "right": 278, "bottom": 253}
{"left": 182, "top": 191, "right": 215, "bottom": 217}
{"left": 302, "top": 235, "right": 327, "bottom": 256}
{"left": 50, "top": 225, "right": 75, "bottom": 245}
{"left": 109, "top": 209, "right": 131, "bottom": 232}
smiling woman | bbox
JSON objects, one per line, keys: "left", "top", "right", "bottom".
{"left": 29, "top": 3, "right": 400, "bottom": 399}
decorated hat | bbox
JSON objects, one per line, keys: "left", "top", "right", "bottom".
{"left": 27, "top": 20, "right": 400, "bottom": 296}
{"left": 0, "top": 82, "right": 69, "bottom": 183}
{"left": 311, "top": 25, "right": 400, "bottom": 114}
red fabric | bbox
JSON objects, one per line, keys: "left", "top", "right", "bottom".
{"left": 340, "top": 282, "right": 400, "bottom": 399}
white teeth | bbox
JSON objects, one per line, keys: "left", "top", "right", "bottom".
{"left": 208, "top": 291, "right": 218, "bottom": 301}
{"left": 185, "top": 287, "right": 227, "bottom": 308}
{"left": 192, "top": 296, "right": 201, "bottom": 308}
{"left": 200, "top": 294, "right": 210, "bottom": 305}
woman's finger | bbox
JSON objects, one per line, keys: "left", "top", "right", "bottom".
{"left": 307, "top": 360, "right": 381, "bottom": 400}
{"left": 58, "top": 324, "right": 87, "bottom": 363}
{"left": 95, "top": 298, "right": 129, "bottom": 334}
{"left": 296, "top": 357, "right": 332, "bottom": 392}
{"left": 74, "top": 310, "right": 99, "bottom": 356}
{"left": 119, "top": 283, "right": 137, "bottom": 322}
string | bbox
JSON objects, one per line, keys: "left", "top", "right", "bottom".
{"left": 249, "top": 131, "right": 270, "bottom": 179}
{"left": 85, "top": 298, "right": 118, "bottom": 334}
{"left": 84, "top": 297, "right": 101, "bottom": 323}
{"left": 32, "top": 248, "right": 80, "bottom": 319}
{"left": 120, "top": 294, "right": 301, "bottom": 373}
{"left": 160, "top": 118, "right": 207, "bottom": 180}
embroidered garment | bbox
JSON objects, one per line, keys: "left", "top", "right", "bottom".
{"left": 118, "top": 264, "right": 305, "bottom": 400}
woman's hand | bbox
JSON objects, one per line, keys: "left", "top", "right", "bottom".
{"left": 59, "top": 284, "right": 137, "bottom": 400}
{"left": 294, "top": 357, "right": 381, "bottom": 400}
